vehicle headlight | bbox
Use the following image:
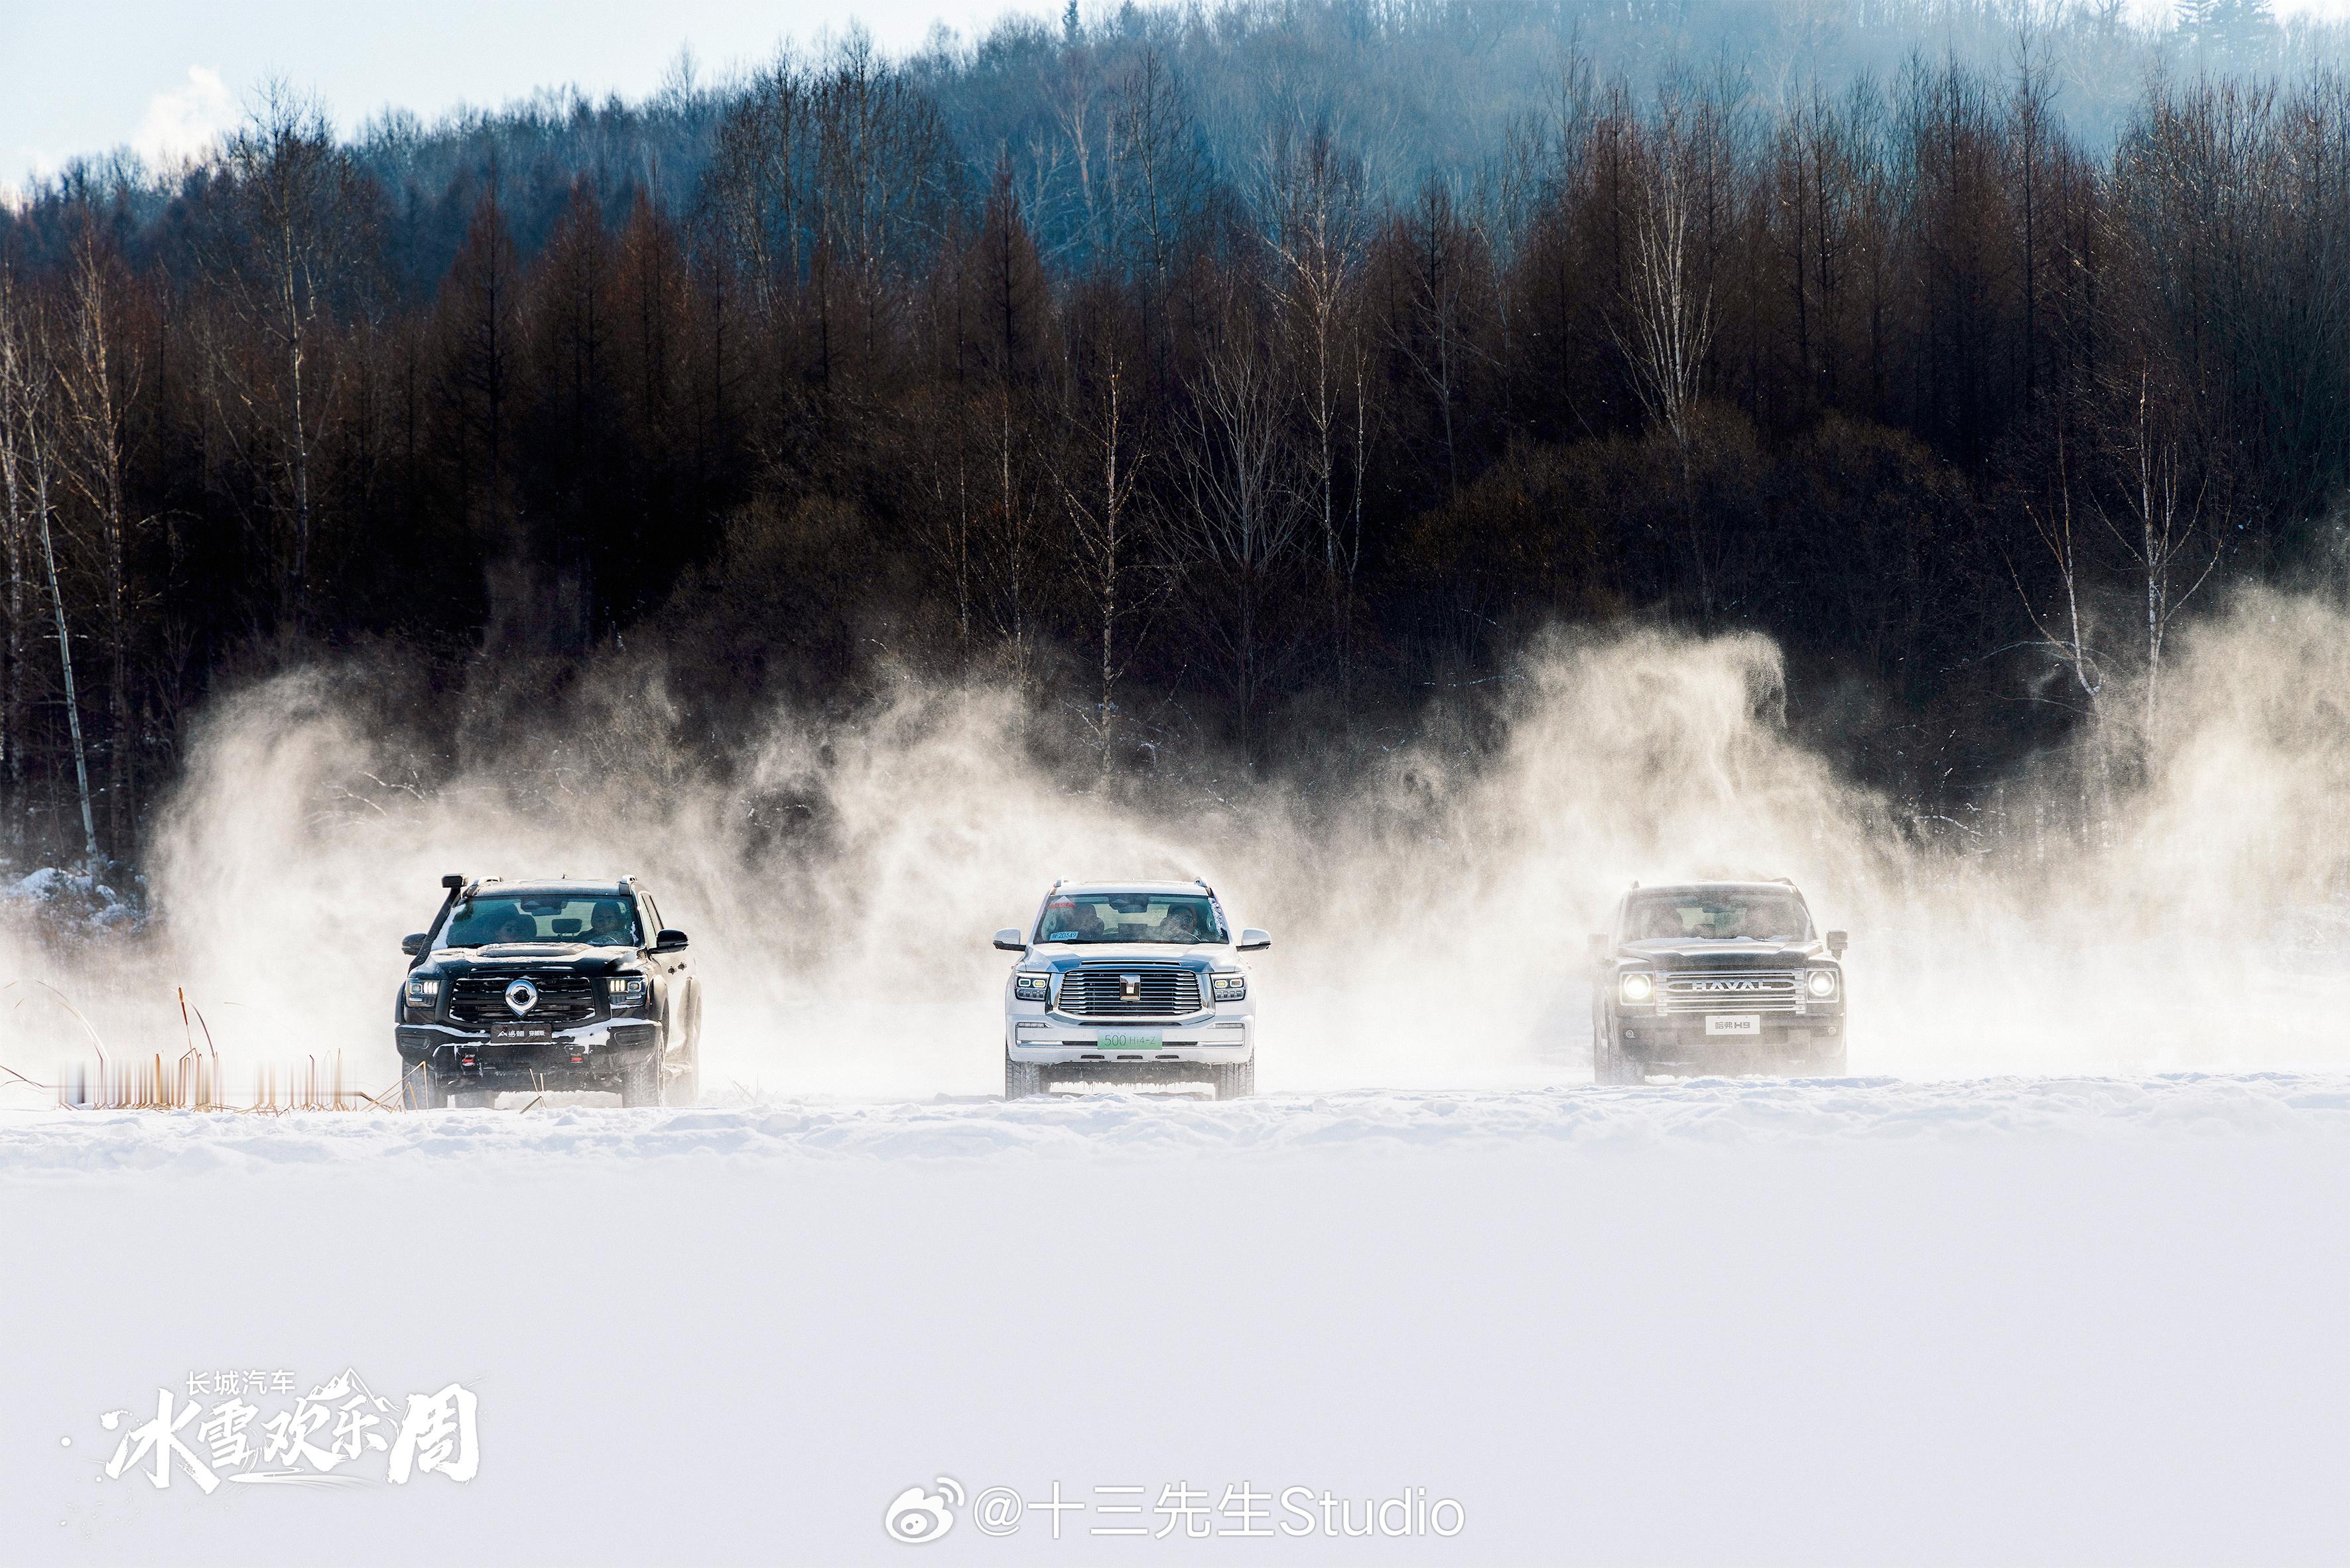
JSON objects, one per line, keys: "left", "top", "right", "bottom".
{"left": 404, "top": 976, "right": 439, "bottom": 1006}
{"left": 1212, "top": 973, "right": 1247, "bottom": 1002}
{"left": 1805, "top": 969, "right": 1839, "bottom": 999}
{"left": 1619, "top": 972, "right": 1655, "bottom": 1004}
{"left": 1013, "top": 971, "right": 1051, "bottom": 1002}
{"left": 608, "top": 976, "right": 646, "bottom": 1010}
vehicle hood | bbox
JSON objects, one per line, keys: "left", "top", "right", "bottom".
{"left": 1023, "top": 943, "right": 1228, "bottom": 970}
{"left": 418, "top": 945, "right": 639, "bottom": 975}
{"left": 1618, "top": 938, "right": 1828, "bottom": 966}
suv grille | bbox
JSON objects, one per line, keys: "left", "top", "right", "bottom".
{"left": 1056, "top": 966, "right": 1208, "bottom": 1017}
{"left": 448, "top": 972, "right": 601, "bottom": 1025}
{"left": 1662, "top": 970, "right": 1801, "bottom": 1014}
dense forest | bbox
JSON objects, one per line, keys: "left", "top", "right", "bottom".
{"left": 3, "top": 0, "right": 2348, "bottom": 871}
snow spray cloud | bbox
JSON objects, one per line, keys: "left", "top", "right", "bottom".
{"left": 11, "top": 588, "right": 2350, "bottom": 1100}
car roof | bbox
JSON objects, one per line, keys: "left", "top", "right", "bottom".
{"left": 1049, "top": 881, "right": 1213, "bottom": 897}
{"left": 469, "top": 880, "right": 633, "bottom": 897}
{"left": 1628, "top": 880, "right": 1807, "bottom": 898}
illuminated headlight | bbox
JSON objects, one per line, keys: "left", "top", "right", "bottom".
{"left": 1013, "top": 972, "right": 1051, "bottom": 1002}
{"left": 1618, "top": 972, "right": 1656, "bottom": 1004}
{"left": 1212, "top": 973, "right": 1247, "bottom": 1002}
{"left": 404, "top": 976, "right": 439, "bottom": 1006}
{"left": 608, "top": 976, "right": 646, "bottom": 1010}
{"left": 1805, "top": 969, "right": 1840, "bottom": 1000}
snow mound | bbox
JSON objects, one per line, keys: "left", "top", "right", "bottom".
{"left": 0, "top": 864, "right": 141, "bottom": 932}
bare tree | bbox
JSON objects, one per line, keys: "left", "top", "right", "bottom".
{"left": 1168, "top": 300, "right": 1307, "bottom": 759}
{"left": 0, "top": 263, "right": 29, "bottom": 850}
{"left": 2101, "top": 373, "right": 2221, "bottom": 746}
{"left": 1262, "top": 123, "right": 1369, "bottom": 688}
{"left": 1, "top": 285, "right": 99, "bottom": 864}
{"left": 200, "top": 84, "right": 366, "bottom": 629}
{"left": 1612, "top": 106, "right": 1719, "bottom": 613}
{"left": 2009, "top": 436, "right": 2113, "bottom": 844}
{"left": 1052, "top": 321, "right": 1156, "bottom": 774}
{"left": 1614, "top": 114, "right": 1716, "bottom": 449}
{"left": 56, "top": 223, "right": 143, "bottom": 852}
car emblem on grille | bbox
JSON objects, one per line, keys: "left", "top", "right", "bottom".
{"left": 1691, "top": 979, "right": 1763, "bottom": 992}
{"left": 1120, "top": 973, "right": 1142, "bottom": 1002}
{"left": 505, "top": 978, "right": 539, "bottom": 1015}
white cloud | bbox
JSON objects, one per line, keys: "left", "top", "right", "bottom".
{"left": 132, "top": 66, "right": 236, "bottom": 170}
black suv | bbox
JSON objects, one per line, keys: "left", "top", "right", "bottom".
{"left": 395, "top": 875, "right": 701, "bottom": 1107}
{"left": 1590, "top": 880, "right": 1847, "bottom": 1084}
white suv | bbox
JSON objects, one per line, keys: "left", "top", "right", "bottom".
{"left": 995, "top": 880, "right": 1268, "bottom": 1099}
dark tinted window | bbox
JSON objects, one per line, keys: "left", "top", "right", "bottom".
{"left": 1036, "top": 892, "right": 1226, "bottom": 945}
{"left": 1623, "top": 889, "right": 1809, "bottom": 942}
{"left": 440, "top": 895, "right": 641, "bottom": 949}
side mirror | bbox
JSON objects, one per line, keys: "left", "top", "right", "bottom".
{"left": 654, "top": 929, "right": 690, "bottom": 953}
{"left": 994, "top": 927, "right": 1027, "bottom": 953}
{"left": 401, "top": 933, "right": 429, "bottom": 957}
{"left": 1237, "top": 929, "right": 1272, "bottom": 952}
{"left": 1827, "top": 930, "right": 1849, "bottom": 958}
{"left": 1587, "top": 932, "right": 1609, "bottom": 964}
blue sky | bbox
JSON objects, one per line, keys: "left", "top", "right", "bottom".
{"left": 1, "top": 0, "right": 1053, "bottom": 193}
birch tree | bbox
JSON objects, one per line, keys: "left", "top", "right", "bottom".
{"left": 202, "top": 84, "right": 365, "bottom": 629}
{"left": 57, "top": 224, "right": 142, "bottom": 851}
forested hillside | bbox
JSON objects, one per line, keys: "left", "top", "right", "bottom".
{"left": 2, "top": 0, "right": 2346, "bottom": 868}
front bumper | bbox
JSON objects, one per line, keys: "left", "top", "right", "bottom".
{"left": 1005, "top": 1013, "right": 1253, "bottom": 1066}
{"left": 1617, "top": 1012, "right": 1842, "bottom": 1071}
{"left": 397, "top": 1021, "right": 663, "bottom": 1088}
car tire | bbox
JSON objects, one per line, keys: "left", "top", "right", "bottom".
{"left": 1214, "top": 1060, "right": 1255, "bottom": 1100}
{"left": 1595, "top": 1024, "right": 1640, "bottom": 1086}
{"left": 621, "top": 1051, "right": 660, "bottom": 1107}
{"left": 1004, "top": 1055, "right": 1047, "bottom": 1100}
{"left": 399, "top": 1064, "right": 440, "bottom": 1110}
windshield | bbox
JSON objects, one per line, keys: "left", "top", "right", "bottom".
{"left": 1624, "top": 889, "right": 1810, "bottom": 943}
{"left": 438, "top": 894, "right": 641, "bottom": 950}
{"left": 1036, "top": 892, "right": 1226, "bottom": 945}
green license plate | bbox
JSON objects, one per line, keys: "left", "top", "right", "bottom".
{"left": 1098, "top": 1031, "right": 1163, "bottom": 1051}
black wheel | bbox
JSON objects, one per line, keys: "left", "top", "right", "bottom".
{"left": 1213, "top": 1059, "right": 1255, "bottom": 1100}
{"left": 1594, "top": 1023, "right": 1641, "bottom": 1086}
{"left": 1004, "top": 1055, "right": 1046, "bottom": 1100}
{"left": 621, "top": 1051, "right": 660, "bottom": 1107}
{"left": 399, "top": 1063, "right": 444, "bottom": 1110}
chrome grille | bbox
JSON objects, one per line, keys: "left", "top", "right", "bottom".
{"left": 1662, "top": 970, "right": 1801, "bottom": 1014}
{"left": 448, "top": 972, "right": 601, "bottom": 1025}
{"left": 1055, "top": 965, "right": 1207, "bottom": 1017}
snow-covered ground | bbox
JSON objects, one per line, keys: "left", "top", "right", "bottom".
{"left": 6, "top": 1073, "right": 2348, "bottom": 1565}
